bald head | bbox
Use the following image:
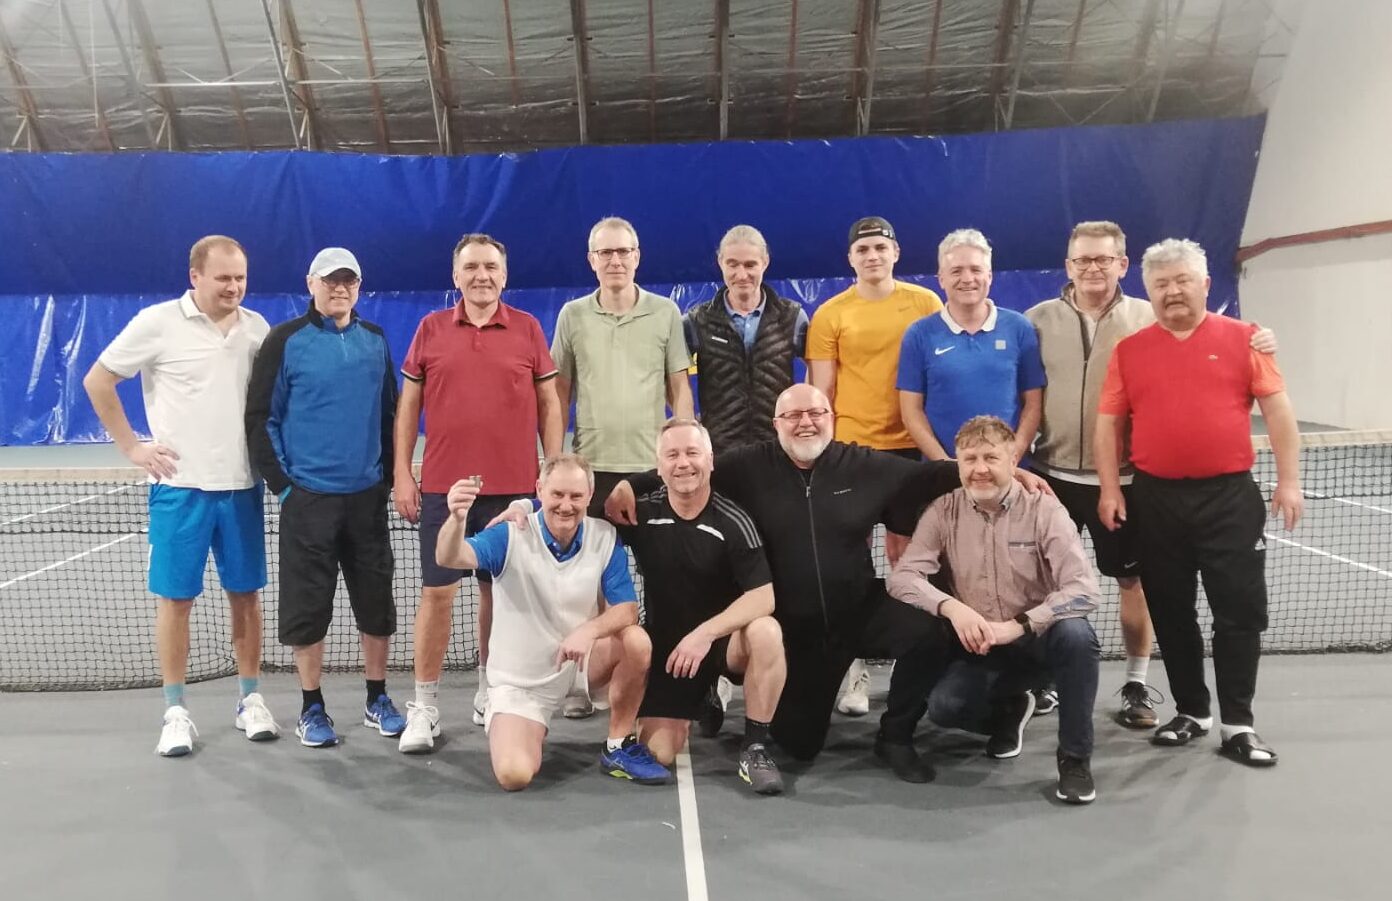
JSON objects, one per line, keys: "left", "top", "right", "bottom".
{"left": 775, "top": 383, "right": 830, "bottom": 417}
{"left": 773, "top": 384, "right": 834, "bottom": 467}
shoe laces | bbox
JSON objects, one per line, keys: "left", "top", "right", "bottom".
{"left": 370, "top": 695, "right": 401, "bottom": 718}
{"left": 615, "top": 737, "right": 659, "bottom": 766}
{"left": 850, "top": 669, "right": 871, "bottom": 692}
{"left": 1117, "top": 682, "right": 1165, "bottom": 707}
{"left": 165, "top": 708, "right": 198, "bottom": 737}
{"left": 742, "top": 742, "right": 776, "bottom": 771}
{"left": 241, "top": 694, "right": 274, "bottom": 724}
{"left": 405, "top": 702, "right": 439, "bottom": 725}
{"left": 302, "top": 706, "right": 334, "bottom": 729}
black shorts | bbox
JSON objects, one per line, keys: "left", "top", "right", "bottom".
{"left": 278, "top": 484, "right": 394, "bottom": 646}
{"left": 638, "top": 635, "right": 734, "bottom": 720}
{"left": 1041, "top": 474, "right": 1140, "bottom": 580}
{"left": 586, "top": 470, "right": 631, "bottom": 519}
{"left": 419, "top": 492, "right": 531, "bottom": 587}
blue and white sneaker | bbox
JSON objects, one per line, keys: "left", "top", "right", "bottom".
{"left": 363, "top": 695, "right": 406, "bottom": 737}
{"left": 599, "top": 736, "right": 671, "bottom": 785}
{"left": 296, "top": 704, "right": 339, "bottom": 748}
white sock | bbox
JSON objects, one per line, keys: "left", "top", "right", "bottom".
{"left": 606, "top": 736, "right": 628, "bottom": 752}
{"left": 415, "top": 680, "right": 440, "bottom": 708}
{"left": 1124, "top": 656, "right": 1149, "bottom": 685}
{"left": 1180, "top": 714, "right": 1214, "bottom": 730}
{"left": 1220, "top": 723, "right": 1255, "bottom": 741}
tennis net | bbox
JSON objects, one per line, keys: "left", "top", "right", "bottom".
{"left": 2, "top": 429, "right": 1389, "bottom": 690}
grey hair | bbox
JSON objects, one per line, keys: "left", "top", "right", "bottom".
{"left": 539, "top": 453, "right": 595, "bottom": 491}
{"left": 717, "top": 224, "right": 769, "bottom": 260}
{"left": 1141, "top": 238, "right": 1209, "bottom": 281}
{"left": 588, "top": 216, "right": 639, "bottom": 252}
{"left": 938, "top": 228, "right": 993, "bottom": 267}
{"left": 659, "top": 417, "right": 714, "bottom": 453}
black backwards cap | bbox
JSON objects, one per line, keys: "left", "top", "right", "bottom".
{"left": 848, "top": 216, "right": 896, "bottom": 247}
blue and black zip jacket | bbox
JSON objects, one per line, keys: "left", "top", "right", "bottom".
{"left": 245, "top": 302, "right": 397, "bottom": 496}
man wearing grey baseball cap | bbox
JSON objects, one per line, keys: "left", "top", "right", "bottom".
{"left": 246, "top": 247, "right": 404, "bottom": 749}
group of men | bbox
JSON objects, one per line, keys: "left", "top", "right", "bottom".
{"left": 84, "top": 212, "right": 1303, "bottom": 804}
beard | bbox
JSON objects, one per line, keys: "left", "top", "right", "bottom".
{"left": 780, "top": 432, "right": 831, "bottom": 465}
{"left": 965, "top": 482, "right": 1006, "bottom": 505}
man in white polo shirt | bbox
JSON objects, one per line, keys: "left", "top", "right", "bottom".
{"left": 83, "top": 235, "right": 279, "bottom": 757}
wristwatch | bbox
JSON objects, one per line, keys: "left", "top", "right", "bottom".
{"left": 1014, "top": 612, "right": 1034, "bottom": 636}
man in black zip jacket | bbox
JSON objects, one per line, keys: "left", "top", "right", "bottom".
{"left": 607, "top": 383, "right": 1047, "bottom": 779}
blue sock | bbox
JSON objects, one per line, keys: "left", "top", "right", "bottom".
{"left": 238, "top": 677, "right": 258, "bottom": 699}
{"left": 163, "top": 683, "right": 186, "bottom": 709}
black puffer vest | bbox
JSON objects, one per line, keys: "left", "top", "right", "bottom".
{"left": 688, "top": 286, "right": 800, "bottom": 454}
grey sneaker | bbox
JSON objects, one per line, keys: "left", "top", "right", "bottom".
{"left": 738, "top": 742, "right": 784, "bottom": 795}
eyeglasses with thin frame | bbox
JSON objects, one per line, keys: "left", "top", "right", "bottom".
{"left": 320, "top": 273, "right": 361, "bottom": 288}
{"left": 775, "top": 407, "right": 830, "bottom": 423}
{"left": 1068, "top": 255, "right": 1118, "bottom": 271}
{"left": 591, "top": 247, "right": 638, "bottom": 261}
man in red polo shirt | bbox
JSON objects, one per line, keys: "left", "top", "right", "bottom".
{"left": 393, "top": 233, "right": 564, "bottom": 753}
{"left": 1095, "top": 238, "right": 1302, "bottom": 768}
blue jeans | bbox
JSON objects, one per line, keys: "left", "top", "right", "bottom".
{"left": 915, "top": 616, "right": 1100, "bottom": 758}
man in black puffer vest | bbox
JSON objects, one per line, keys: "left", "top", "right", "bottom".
{"left": 683, "top": 225, "right": 809, "bottom": 456}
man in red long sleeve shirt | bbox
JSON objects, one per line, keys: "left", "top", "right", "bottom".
{"left": 1095, "top": 238, "right": 1302, "bottom": 767}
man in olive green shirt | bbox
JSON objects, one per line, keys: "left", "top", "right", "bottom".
{"left": 552, "top": 215, "right": 694, "bottom": 518}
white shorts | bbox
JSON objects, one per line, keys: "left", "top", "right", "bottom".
{"left": 484, "top": 657, "right": 611, "bottom": 732}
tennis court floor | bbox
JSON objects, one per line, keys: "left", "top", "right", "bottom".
{"left": 3, "top": 658, "right": 1388, "bottom": 901}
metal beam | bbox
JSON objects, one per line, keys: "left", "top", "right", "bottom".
{"left": 1145, "top": 0, "right": 1185, "bottom": 121}
{"left": 920, "top": 0, "right": 944, "bottom": 132}
{"left": 715, "top": 0, "right": 729, "bottom": 139}
{"left": 646, "top": 0, "right": 657, "bottom": 141}
{"left": 0, "top": 12, "right": 45, "bottom": 150}
{"left": 56, "top": 0, "right": 114, "bottom": 150}
{"left": 987, "top": 0, "right": 1020, "bottom": 128}
{"left": 1002, "top": 0, "right": 1037, "bottom": 130}
{"left": 568, "top": 0, "right": 590, "bottom": 144}
{"left": 205, "top": 0, "right": 252, "bottom": 150}
{"left": 278, "top": 0, "right": 321, "bottom": 150}
{"left": 416, "top": 0, "right": 455, "bottom": 153}
{"left": 1133, "top": 0, "right": 1162, "bottom": 72}
{"left": 353, "top": 0, "right": 390, "bottom": 151}
{"left": 502, "top": 0, "right": 522, "bottom": 108}
{"left": 100, "top": 0, "right": 160, "bottom": 149}
{"left": 784, "top": 0, "right": 799, "bottom": 137}
{"left": 850, "top": 0, "right": 881, "bottom": 136}
{"left": 129, "top": 0, "right": 183, "bottom": 149}
{"left": 259, "top": 0, "right": 303, "bottom": 149}
{"left": 1064, "top": 0, "right": 1087, "bottom": 85}
{"left": 1202, "top": 0, "right": 1229, "bottom": 76}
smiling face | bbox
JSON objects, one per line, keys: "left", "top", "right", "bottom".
{"left": 537, "top": 462, "right": 592, "bottom": 541}
{"left": 189, "top": 246, "right": 248, "bottom": 318}
{"left": 955, "top": 435, "right": 1014, "bottom": 505}
{"left": 1065, "top": 233, "right": 1128, "bottom": 303}
{"left": 938, "top": 244, "right": 993, "bottom": 313}
{"left": 773, "top": 384, "right": 834, "bottom": 466}
{"left": 657, "top": 424, "right": 713, "bottom": 499}
{"left": 308, "top": 269, "right": 360, "bottom": 324}
{"left": 719, "top": 241, "right": 768, "bottom": 307}
{"left": 1143, "top": 260, "right": 1210, "bottom": 333}
{"left": 454, "top": 242, "right": 507, "bottom": 311}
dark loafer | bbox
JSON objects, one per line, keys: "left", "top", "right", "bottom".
{"left": 1219, "top": 731, "right": 1279, "bottom": 767}
{"left": 1151, "top": 715, "right": 1210, "bottom": 747}
{"left": 874, "top": 737, "right": 936, "bottom": 783}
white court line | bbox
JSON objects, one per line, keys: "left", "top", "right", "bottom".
{"left": 1265, "top": 533, "right": 1392, "bottom": 580}
{"left": 1258, "top": 480, "right": 1392, "bottom": 515}
{"left": 1, "top": 484, "right": 137, "bottom": 526}
{"left": 0, "top": 533, "right": 139, "bottom": 590}
{"left": 675, "top": 751, "right": 710, "bottom": 901}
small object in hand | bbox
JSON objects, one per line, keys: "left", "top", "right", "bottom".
{"left": 469, "top": 475, "right": 484, "bottom": 490}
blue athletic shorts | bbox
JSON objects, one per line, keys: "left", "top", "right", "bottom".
{"left": 148, "top": 484, "right": 267, "bottom": 599}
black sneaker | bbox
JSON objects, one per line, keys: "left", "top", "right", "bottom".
{"left": 695, "top": 682, "right": 725, "bottom": 738}
{"left": 1032, "top": 687, "right": 1059, "bottom": 715}
{"left": 1114, "top": 681, "right": 1163, "bottom": 729}
{"left": 738, "top": 742, "right": 785, "bottom": 795}
{"left": 874, "top": 736, "right": 936, "bottom": 783}
{"left": 985, "top": 691, "right": 1037, "bottom": 759}
{"left": 1056, "top": 751, "right": 1096, "bottom": 804}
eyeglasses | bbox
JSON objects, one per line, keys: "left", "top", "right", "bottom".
{"left": 1068, "top": 256, "right": 1118, "bottom": 270}
{"left": 591, "top": 247, "right": 638, "bottom": 261}
{"left": 775, "top": 407, "right": 830, "bottom": 423}
{"left": 320, "top": 274, "right": 360, "bottom": 288}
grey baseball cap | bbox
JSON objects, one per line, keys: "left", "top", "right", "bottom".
{"left": 307, "top": 247, "right": 362, "bottom": 278}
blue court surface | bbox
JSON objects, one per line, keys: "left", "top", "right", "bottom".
{"left": 2, "top": 658, "right": 1388, "bottom": 901}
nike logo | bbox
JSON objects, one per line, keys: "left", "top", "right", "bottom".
{"left": 934, "top": 346, "right": 955, "bottom": 356}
